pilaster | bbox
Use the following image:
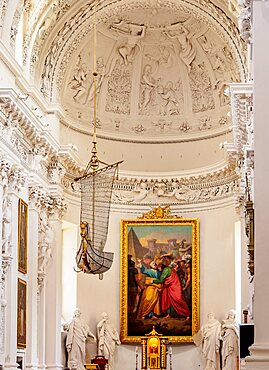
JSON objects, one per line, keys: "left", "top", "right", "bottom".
{"left": 44, "top": 195, "right": 66, "bottom": 370}
{"left": 25, "top": 187, "right": 42, "bottom": 370}
{"left": 4, "top": 168, "right": 25, "bottom": 370}
{"left": 246, "top": 0, "right": 269, "bottom": 368}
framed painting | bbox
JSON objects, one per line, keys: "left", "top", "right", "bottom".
{"left": 18, "top": 199, "right": 28, "bottom": 274}
{"left": 17, "top": 278, "right": 27, "bottom": 348}
{"left": 120, "top": 206, "right": 199, "bottom": 343}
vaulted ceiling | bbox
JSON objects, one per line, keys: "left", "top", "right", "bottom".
{"left": 2, "top": 0, "right": 246, "bottom": 174}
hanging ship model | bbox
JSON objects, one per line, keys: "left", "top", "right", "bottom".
{"left": 75, "top": 148, "right": 122, "bottom": 278}
{"left": 74, "top": 21, "right": 123, "bottom": 278}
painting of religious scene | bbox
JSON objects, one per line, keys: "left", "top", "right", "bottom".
{"left": 18, "top": 199, "right": 28, "bottom": 274}
{"left": 120, "top": 212, "right": 199, "bottom": 343}
{"left": 17, "top": 278, "right": 27, "bottom": 348}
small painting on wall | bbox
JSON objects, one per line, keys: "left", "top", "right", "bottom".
{"left": 17, "top": 278, "right": 27, "bottom": 348}
{"left": 18, "top": 199, "right": 28, "bottom": 274}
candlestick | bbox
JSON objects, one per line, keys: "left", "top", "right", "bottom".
{"left": 169, "top": 345, "right": 172, "bottom": 370}
{"left": 135, "top": 346, "right": 138, "bottom": 370}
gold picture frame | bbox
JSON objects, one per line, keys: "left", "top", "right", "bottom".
{"left": 120, "top": 206, "right": 199, "bottom": 343}
{"left": 17, "top": 278, "right": 27, "bottom": 348}
{"left": 18, "top": 199, "right": 28, "bottom": 274}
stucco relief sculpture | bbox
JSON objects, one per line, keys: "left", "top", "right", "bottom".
{"left": 63, "top": 308, "right": 96, "bottom": 370}
{"left": 221, "top": 310, "right": 239, "bottom": 370}
{"left": 38, "top": 212, "right": 53, "bottom": 273}
{"left": 163, "top": 24, "right": 196, "bottom": 71}
{"left": 105, "top": 21, "right": 146, "bottom": 115}
{"left": 139, "top": 63, "right": 182, "bottom": 116}
{"left": 238, "top": 0, "right": 252, "bottom": 42}
{"left": 97, "top": 312, "right": 120, "bottom": 370}
{"left": 105, "top": 58, "right": 132, "bottom": 114}
{"left": 68, "top": 54, "right": 105, "bottom": 105}
{"left": 125, "top": 182, "right": 149, "bottom": 203}
{"left": 2, "top": 194, "right": 11, "bottom": 255}
{"left": 139, "top": 64, "right": 157, "bottom": 113}
{"left": 164, "top": 181, "right": 194, "bottom": 202}
{"left": 189, "top": 62, "right": 215, "bottom": 113}
{"left": 109, "top": 20, "right": 146, "bottom": 70}
{"left": 193, "top": 312, "right": 221, "bottom": 370}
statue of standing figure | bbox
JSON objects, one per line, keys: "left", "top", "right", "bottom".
{"left": 97, "top": 312, "right": 121, "bottom": 370}
{"left": 221, "top": 309, "right": 239, "bottom": 370}
{"left": 63, "top": 308, "right": 96, "bottom": 370}
{"left": 193, "top": 312, "right": 221, "bottom": 370}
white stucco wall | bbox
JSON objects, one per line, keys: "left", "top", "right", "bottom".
{"left": 62, "top": 200, "right": 241, "bottom": 370}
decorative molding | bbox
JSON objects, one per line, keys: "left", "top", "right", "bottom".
{"left": 8, "top": 165, "right": 26, "bottom": 192}
{"left": 0, "top": 0, "right": 8, "bottom": 34}
{"left": 48, "top": 158, "right": 66, "bottom": 185}
{"left": 63, "top": 160, "right": 238, "bottom": 205}
{"left": 0, "top": 92, "right": 83, "bottom": 178}
{"left": 226, "top": 83, "right": 253, "bottom": 205}
{"left": 238, "top": 0, "right": 252, "bottom": 43}
{"left": 138, "top": 205, "right": 179, "bottom": 219}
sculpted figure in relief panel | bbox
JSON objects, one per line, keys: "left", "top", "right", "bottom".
{"left": 163, "top": 19, "right": 207, "bottom": 71}
{"left": 109, "top": 20, "right": 146, "bottom": 69}
{"left": 68, "top": 54, "right": 106, "bottom": 106}
{"left": 105, "top": 21, "right": 146, "bottom": 115}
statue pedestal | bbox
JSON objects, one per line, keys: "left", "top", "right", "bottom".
{"left": 91, "top": 356, "right": 108, "bottom": 370}
{"left": 85, "top": 365, "right": 98, "bottom": 370}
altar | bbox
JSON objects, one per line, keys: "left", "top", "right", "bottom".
{"left": 139, "top": 328, "right": 169, "bottom": 370}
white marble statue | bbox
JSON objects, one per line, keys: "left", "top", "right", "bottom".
{"left": 221, "top": 309, "right": 239, "bottom": 370}
{"left": 97, "top": 312, "right": 121, "bottom": 370}
{"left": 193, "top": 312, "right": 221, "bottom": 370}
{"left": 63, "top": 308, "right": 96, "bottom": 370}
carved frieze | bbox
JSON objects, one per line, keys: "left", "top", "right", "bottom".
{"left": 111, "top": 176, "right": 238, "bottom": 205}
{"left": 63, "top": 160, "right": 238, "bottom": 205}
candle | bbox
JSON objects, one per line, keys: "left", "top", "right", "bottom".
{"left": 136, "top": 346, "right": 138, "bottom": 355}
{"left": 169, "top": 346, "right": 172, "bottom": 355}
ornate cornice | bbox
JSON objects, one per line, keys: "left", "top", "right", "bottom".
{"left": 0, "top": 91, "right": 83, "bottom": 178}
{"left": 62, "top": 159, "right": 238, "bottom": 205}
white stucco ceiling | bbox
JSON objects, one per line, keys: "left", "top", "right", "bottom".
{"left": 26, "top": 0, "right": 246, "bottom": 173}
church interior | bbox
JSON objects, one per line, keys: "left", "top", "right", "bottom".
{"left": 0, "top": 0, "right": 268, "bottom": 369}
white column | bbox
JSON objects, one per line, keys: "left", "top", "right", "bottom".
{"left": 25, "top": 196, "right": 39, "bottom": 370}
{"left": 45, "top": 197, "right": 66, "bottom": 370}
{"left": 37, "top": 277, "right": 46, "bottom": 370}
{"left": 4, "top": 192, "right": 19, "bottom": 370}
{"left": 246, "top": 1, "right": 269, "bottom": 368}
{"left": 0, "top": 181, "right": 4, "bottom": 366}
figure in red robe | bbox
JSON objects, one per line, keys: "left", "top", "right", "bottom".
{"left": 153, "top": 255, "right": 190, "bottom": 318}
